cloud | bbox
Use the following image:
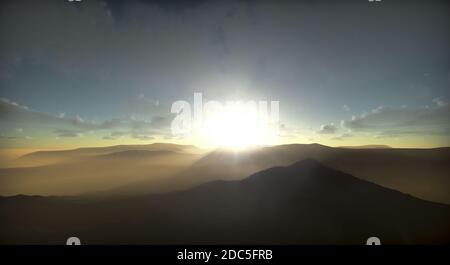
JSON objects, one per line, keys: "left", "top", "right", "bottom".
{"left": 0, "top": 134, "right": 31, "bottom": 140}
{"left": 342, "top": 101, "right": 449, "bottom": 130}
{"left": 341, "top": 99, "right": 450, "bottom": 137}
{"left": 104, "top": 0, "right": 210, "bottom": 22}
{"left": 53, "top": 129, "right": 83, "bottom": 138}
{"left": 0, "top": 98, "right": 96, "bottom": 130}
{"left": 102, "top": 130, "right": 159, "bottom": 141}
{"left": 343, "top": 105, "right": 350, "bottom": 112}
{"left": 374, "top": 128, "right": 450, "bottom": 139}
{"left": 110, "top": 131, "right": 129, "bottom": 137}
{"left": 433, "top": 98, "right": 448, "bottom": 107}
{"left": 331, "top": 133, "right": 353, "bottom": 141}
{"left": 131, "top": 134, "right": 155, "bottom": 141}
{"left": 316, "top": 123, "right": 338, "bottom": 134}
{"left": 0, "top": 98, "right": 173, "bottom": 141}
{"left": 277, "top": 123, "right": 315, "bottom": 139}
{"left": 126, "top": 94, "right": 166, "bottom": 117}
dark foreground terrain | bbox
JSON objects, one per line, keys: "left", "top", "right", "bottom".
{"left": 1, "top": 159, "right": 449, "bottom": 245}
{"left": 3, "top": 144, "right": 450, "bottom": 205}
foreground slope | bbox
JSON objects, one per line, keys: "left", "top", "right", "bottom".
{"left": 1, "top": 159, "right": 449, "bottom": 244}
{"left": 1, "top": 143, "right": 449, "bottom": 204}
{"left": 121, "top": 144, "right": 450, "bottom": 203}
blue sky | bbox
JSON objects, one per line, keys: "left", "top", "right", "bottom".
{"left": 0, "top": 0, "right": 449, "bottom": 148}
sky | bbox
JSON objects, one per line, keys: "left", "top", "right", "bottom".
{"left": 0, "top": 0, "right": 449, "bottom": 150}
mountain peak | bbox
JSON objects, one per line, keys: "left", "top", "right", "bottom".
{"left": 289, "top": 158, "right": 324, "bottom": 168}
{"left": 239, "top": 158, "right": 340, "bottom": 190}
{"left": 236, "top": 158, "right": 392, "bottom": 199}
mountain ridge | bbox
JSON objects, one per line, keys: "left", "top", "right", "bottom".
{"left": 1, "top": 158, "right": 449, "bottom": 244}
{"left": 2, "top": 143, "right": 450, "bottom": 204}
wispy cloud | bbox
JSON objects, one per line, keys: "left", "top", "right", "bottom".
{"left": 331, "top": 133, "right": 353, "bottom": 141}
{"left": 316, "top": 123, "right": 338, "bottom": 134}
{"left": 343, "top": 105, "right": 350, "bottom": 112}
{"left": 341, "top": 99, "right": 449, "bottom": 138}
{"left": 102, "top": 130, "right": 159, "bottom": 141}
{"left": 342, "top": 100, "right": 450, "bottom": 131}
{"left": 0, "top": 98, "right": 173, "bottom": 141}
{"left": 53, "top": 129, "right": 83, "bottom": 138}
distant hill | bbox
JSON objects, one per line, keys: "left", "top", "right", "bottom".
{"left": 0, "top": 144, "right": 205, "bottom": 196}
{"left": 120, "top": 143, "right": 450, "bottom": 204}
{"left": 95, "top": 150, "right": 184, "bottom": 160}
{"left": 338, "top": 145, "right": 392, "bottom": 149}
{"left": 1, "top": 159, "right": 448, "bottom": 244}
{"left": 1, "top": 143, "right": 449, "bottom": 204}
{"left": 12, "top": 143, "right": 201, "bottom": 167}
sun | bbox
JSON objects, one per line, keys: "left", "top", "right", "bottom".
{"left": 197, "top": 102, "right": 278, "bottom": 150}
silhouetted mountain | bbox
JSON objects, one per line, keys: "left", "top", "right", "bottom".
{"left": 0, "top": 144, "right": 204, "bottom": 196}
{"left": 1, "top": 159, "right": 449, "bottom": 244}
{"left": 121, "top": 143, "right": 450, "bottom": 203}
{"left": 95, "top": 150, "right": 182, "bottom": 160}
{"left": 3, "top": 143, "right": 450, "bottom": 204}
{"left": 338, "top": 145, "right": 392, "bottom": 149}
{"left": 13, "top": 143, "right": 200, "bottom": 167}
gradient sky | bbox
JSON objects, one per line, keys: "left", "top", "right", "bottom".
{"left": 0, "top": 0, "right": 449, "bottom": 150}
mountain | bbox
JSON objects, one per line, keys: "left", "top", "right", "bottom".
{"left": 120, "top": 143, "right": 450, "bottom": 203}
{"left": 1, "top": 159, "right": 449, "bottom": 244}
{"left": 338, "top": 145, "right": 392, "bottom": 149}
{"left": 95, "top": 150, "right": 185, "bottom": 160}
{"left": 2, "top": 143, "right": 449, "bottom": 204}
{"left": 12, "top": 143, "right": 201, "bottom": 167}
{"left": 0, "top": 144, "right": 205, "bottom": 196}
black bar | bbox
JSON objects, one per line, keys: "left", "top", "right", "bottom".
{"left": 2, "top": 245, "right": 449, "bottom": 264}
